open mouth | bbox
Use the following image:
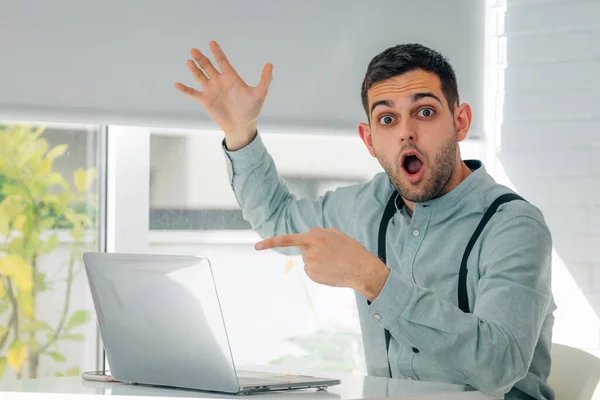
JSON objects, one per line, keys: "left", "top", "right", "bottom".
{"left": 402, "top": 152, "right": 424, "bottom": 176}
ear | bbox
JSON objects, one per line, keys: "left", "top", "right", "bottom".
{"left": 358, "top": 122, "right": 376, "bottom": 157}
{"left": 454, "top": 103, "right": 472, "bottom": 142}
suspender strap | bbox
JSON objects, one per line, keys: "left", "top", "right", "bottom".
{"left": 378, "top": 191, "right": 402, "bottom": 263}
{"left": 457, "top": 193, "right": 525, "bottom": 313}
{"left": 376, "top": 190, "right": 402, "bottom": 378}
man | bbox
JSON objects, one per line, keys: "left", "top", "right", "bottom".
{"left": 175, "top": 41, "right": 555, "bottom": 400}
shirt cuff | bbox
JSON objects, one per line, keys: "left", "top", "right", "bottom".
{"left": 367, "top": 269, "right": 413, "bottom": 329}
{"left": 222, "top": 131, "right": 267, "bottom": 185}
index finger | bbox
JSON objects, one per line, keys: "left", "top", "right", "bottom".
{"left": 255, "top": 233, "right": 311, "bottom": 250}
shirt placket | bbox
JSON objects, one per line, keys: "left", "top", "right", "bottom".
{"left": 387, "top": 215, "right": 413, "bottom": 379}
{"left": 400, "top": 206, "right": 431, "bottom": 379}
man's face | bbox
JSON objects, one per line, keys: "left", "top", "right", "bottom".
{"left": 358, "top": 69, "right": 467, "bottom": 203}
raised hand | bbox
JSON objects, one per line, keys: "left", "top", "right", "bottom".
{"left": 175, "top": 40, "right": 273, "bottom": 151}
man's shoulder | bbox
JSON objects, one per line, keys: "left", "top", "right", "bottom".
{"left": 479, "top": 178, "right": 550, "bottom": 239}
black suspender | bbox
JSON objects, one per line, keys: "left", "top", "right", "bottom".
{"left": 457, "top": 193, "right": 524, "bottom": 312}
{"left": 376, "top": 189, "right": 525, "bottom": 377}
{"left": 376, "top": 191, "right": 403, "bottom": 379}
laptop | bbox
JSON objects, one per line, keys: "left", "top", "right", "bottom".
{"left": 82, "top": 252, "right": 341, "bottom": 394}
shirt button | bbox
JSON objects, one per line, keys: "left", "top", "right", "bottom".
{"left": 412, "top": 347, "right": 420, "bottom": 354}
{"left": 412, "top": 229, "right": 420, "bottom": 237}
{"left": 374, "top": 313, "right": 382, "bottom": 320}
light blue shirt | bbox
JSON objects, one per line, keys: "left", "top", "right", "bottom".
{"left": 223, "top": 133, "right": 556, "bottom": 400}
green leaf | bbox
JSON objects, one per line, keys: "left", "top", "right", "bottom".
{"left": 41, "top": 232, "right": 60, "bottom": 254}
{"left": 38, "top": 217, "right": 56, "bottom": 231}
{"left": 45, "top": 172, "right": 68, "bottom": 189}
{"left": 0, "top": 209, "right": 9, "bottom": 236}
{"left": 7, "top": 339, "right": 27, "bottom": 372}
{"left": 66, "top": 310, "right": 91, "bottom": 330}
{"left": 63, "top": 208, "right": 77, "bottom": 224}
{"left": 47, "top": 351, "right": 67, "bottom": 363}
{"left": 8, "top": 237, "right": 24, "bottom": 254}
{"left": 31, "top": 138, "right": 50, "bottom": 162}
{"left": 0, "top": 357, "right": 6, "bottom": 378}
{"left": 22, "top": 320, "right": 52, "bottom": 333}
{"left": 23, "top": 234, "right": 43, "bottom": 260}
{"left": 37, "top": 159, "right": 52, "bottom": 175}
{"left": 33, "top": 271, "right": 50, "bottom": 293}
{"left": 54, "top": 372, "right": 65, "bottom": 377}
{"left": 0, "top": 183, "right": 26, "bottom": 198}
{"left": 74, "top": 168, "right": 96, "bottom": 194}
{"left": 45, "top": 144, "right": 68, "bottom": 162}
{"left": 32, "top": 126, "right": 46, "bottom": 140}
{"left": 0, "top": 195, "right": 24, "bottom": 219}
{"left": 59, "top": 333, "right": 85, "bottom": 342}
{"left": 12, "top": 214, "right": 27, "bottom": 233}
{"left": 17, "top": 288, "right": 35, "bottom": 319}
{"left": 0, "top": 255, "right": 33, "bottom": 291}
{"left": 70, "top": 225, "right": 84, "bottom": 241}
{"left": 79, "top": 214, "right": 94, "bottom": 228}
{"left": 66, "top": 367, "right": 80, "bottom": 376}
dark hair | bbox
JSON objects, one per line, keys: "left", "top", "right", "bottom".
{"left": 360, "top": 43, "right": 459, "bottom": 120}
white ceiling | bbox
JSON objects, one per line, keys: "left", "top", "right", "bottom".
{"left": 0, "top": 0, "right": 485, "bottom": 136}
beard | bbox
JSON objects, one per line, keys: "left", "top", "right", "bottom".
{"left": 377, "top": 130, "right": 457, "bottom": 203}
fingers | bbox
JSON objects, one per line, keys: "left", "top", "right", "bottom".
{"left": 255, "top": 63, "right": 274, "bottom": 98}
{"left": 186, "top": 59, "right": 208, "bottom": 83}
{"left": 210, "top": 40, "right": 237, "bottom": 75}
{"left": 174, "top": 82, "right": 203, "bottom": 100}
{"left": 190, "top": 48, "right": 220, "bottom": 79}
{"left": 255, "top": 233, "right": 311, "bottom": 250}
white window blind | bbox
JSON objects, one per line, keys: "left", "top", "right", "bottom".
{"left": 0, "top": 0, "right": 485, "bottom": 136}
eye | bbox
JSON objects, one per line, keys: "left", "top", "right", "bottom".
{"left": 417, "top": 108, "right": 435, "bottom": 118}
{"left": 378, "top": 115, "right": 395, "bottom": 125}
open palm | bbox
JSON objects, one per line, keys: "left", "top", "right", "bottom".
{"left": 175, "top": 41, "right": 273, "bottom": 141}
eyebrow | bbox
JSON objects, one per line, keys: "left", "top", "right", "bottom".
{"left": 370, "top": 92, "right": 444, "bottom": 116}
{"left": 412, "top": 92, "right": 443, "bottom": 105}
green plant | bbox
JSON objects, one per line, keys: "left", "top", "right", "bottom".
{"left": 0, "top": 124, "right": 97, "bottom": 379}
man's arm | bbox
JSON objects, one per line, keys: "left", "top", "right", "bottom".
{"left": 367, "top": 214, "right": 553, "bottom": 395}
{"left": 224, "top": 133, "right": 361, "bottom": 255}
{"left": 176, "top": 42, "right": 361, "bottom": 251}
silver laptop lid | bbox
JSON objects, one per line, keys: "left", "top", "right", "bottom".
{"left": 82, "top": 252, "right": 240, "bottom": 393}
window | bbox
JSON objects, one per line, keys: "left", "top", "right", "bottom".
{"left": 0, "top": 119, "right": 485, "bottom": 380}
{"left": 0, "top": 122, "right": 103, "bottom": 380}
{"left": 148, "top": 129, "right": 484, "bottom": 375}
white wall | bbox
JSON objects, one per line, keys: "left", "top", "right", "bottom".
{"left": 490, "top": 0, "right": 600, "bottom": 355}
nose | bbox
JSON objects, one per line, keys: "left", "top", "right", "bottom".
{"left": 398, "top": 118, "right": 417, "bottom": 143}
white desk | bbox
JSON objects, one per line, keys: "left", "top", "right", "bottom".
{"left": 0, "top": 373, "right": 500, "bottom": 400}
